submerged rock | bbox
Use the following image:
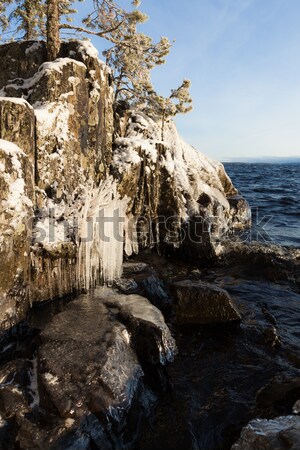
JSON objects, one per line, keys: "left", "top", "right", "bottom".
{"left": 97, "top": 289, "right": 177, "bottom": 365}
{"left": 231, "top": 415, "right": 300, "bottom": 450}
{"left": 170, "top": 280, "right": 241, "bottom": 325}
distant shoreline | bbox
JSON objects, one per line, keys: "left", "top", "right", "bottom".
{"left": 223, "top": 158, "right": 300, "bottom": 164}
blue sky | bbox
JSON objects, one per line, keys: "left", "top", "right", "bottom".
{"left": 75, "top": 0, "right": 300, "bottom": 160}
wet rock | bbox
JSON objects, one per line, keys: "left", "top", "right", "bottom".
{"left": 50, "top": 414, "right": 114, "bottom": 450}
{"left": 228, "top": 195, "right": 251, "bottom": 229}
{"left": 262, "top": 325, "right": 281, "bottom": 348}
{"left": 38, "top": 296, "right": 143, "bottom": 422}
{"left": 117, "top": 262, "right": 172, "bottom": 310}
{"left": 231, "top": 415, "right": 300, "bottom": 450}
{"left": 256, "top": 378, "right": 300, "bottom": 417}
{"left": 293, "top": 400, "right": 300, "bottom": 414}
{"left": 98, "top": 289, "right": 177, "bottom": 365}
{"left": 170, "top": 280, "right": 241, "bottom": 325}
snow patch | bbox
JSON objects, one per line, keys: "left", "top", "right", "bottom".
{"left": 25, "top": 42, "right": 43, "bottom": 55}
{"left": 0, "top": 96, "right": 33, "bottom": 109}
{"left": 0, "top": 139, "right": 33, "bottom": 232}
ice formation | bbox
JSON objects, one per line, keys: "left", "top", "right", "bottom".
{"left": 76, "top": 179, "right": 128, "bottom": 288}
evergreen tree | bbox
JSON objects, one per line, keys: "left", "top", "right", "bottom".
{"left": 84, "top": 2, "right": 172, "bottom": 108}
{"left": 150, "top": 79, "right": 193, "bottom": 140}
{"left": 0, "top": 0, "right": 45, "bottom": 40}
{"left": 0, "top": 0, "right": 193, "bottom": 126}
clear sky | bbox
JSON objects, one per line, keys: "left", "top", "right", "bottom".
{"left": 75, "top": 0, "right": 300, "bottom": 160}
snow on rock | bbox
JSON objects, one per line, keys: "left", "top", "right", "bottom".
{"left": 78, "top": 39, "right": 99, "bottom": 61}
{"left": 112, "top": 111, "right": 251, "bottom": 259}
{"left": 0, "top": 96, "right": 33, "bottom": 109}
{"left": 0, "top": 139, "right": 33, "bottom": 231}
{"left": 0, "top": 97, "right": 36, "bottom": 166}
{"left": 0, "top": 138, "right": 34, "bottom": 330}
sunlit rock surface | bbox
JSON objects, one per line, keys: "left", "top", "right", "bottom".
{"left": 0, "top": 138, "right": 34, "bottom": 331}
{"left": 0, "top": 40, "right": 119, "bottom": 329}
{"left": 112, "top": 111, "right": 251, "bottom": 259}
{"left": 170, "top": 279, "right": 241, "bottom": 325}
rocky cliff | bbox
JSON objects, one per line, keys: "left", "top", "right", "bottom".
{"left": 0, "top": 39, "right": 250, "bottom": 332}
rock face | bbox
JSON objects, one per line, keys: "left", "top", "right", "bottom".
{"left": 170, "top": 280, "right": 241, "bottom": 325}
{"left": 231, "top": 416, "right": 300, "bottom": 450}
{"left": 0, "top": 137, "right": 34, "bottom": 330}
{"left": 0, "top": 40, "right": 119, "bottom": 330}
{"left": 112, "top": 112, "right": 251, "bottom": 260}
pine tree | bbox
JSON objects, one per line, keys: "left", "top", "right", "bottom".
{"left": 150, "top": 79, "right": 193, "bottom": 140}
{"left": 47, "top": 0, "right": 85, "bottom": 60}
{"left": 0, "top": 0, "right": 45, "bottom": 40}
{"left": 84, "top": 2, "right": 172, "bottom": 108}
{"left": 46, "top": 0, "right": 59, "bottom": 60}
{"left": 0, "top": 0, "right": 193, "bottom": 127}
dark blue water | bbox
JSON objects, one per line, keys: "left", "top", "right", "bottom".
{"left": 224, "top": 163, "right": 300, "bottom": 247}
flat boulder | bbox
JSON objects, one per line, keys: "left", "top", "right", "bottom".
{"left": 170, "top": 280, "right": 241, "bottom": 325}
{"left": 231, "top": 416, "right": 300, "bottom": 450}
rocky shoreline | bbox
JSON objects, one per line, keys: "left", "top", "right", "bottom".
{"left": 0, "top": 39, "right": 300, "bottom": 449}
{"left": 0, "top": 242, "right": 300, "bottom": 449}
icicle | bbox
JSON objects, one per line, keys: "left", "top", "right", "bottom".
{"left": 76, "top": 178, "right": 128, "bottom": 289}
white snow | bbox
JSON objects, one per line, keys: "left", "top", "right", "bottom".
{"left": 77, "top": 40, "right": 108, "bottom": 68}
{"left": 44, "top": 372, "right": 59, "bottom": 386}
{"left": 34, "top": 101, "right": 72, "bottom": 143}
{"left": 21, "top": 58, "right": 87, "bottom": 92}
{"left": 25, "top": 42, "right": 43, "bottom": 55}
{"left": 0, "top": 139, "right": 33, "bottom": 232}
{"left": 0, "top": 96, "right": 33, "bottom": 109}
{"left": 78, "top": 39, "right": 99, "bottom": 60}
{"left": 112, "top": 112, "right": 243, "bottom": 252}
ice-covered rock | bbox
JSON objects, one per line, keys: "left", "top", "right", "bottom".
{"left": 0, "top": 40, "right": 121, "bottom": 319}
{"left": 112, "top": 111, "right": 251, "bottom": 261}
{"left": 231, "top": 415, "right": 300, "bottom": 450}
{"left": 170, "top": 279, "right": 241, "bottom": 325}
{"left": 0, "top": 39, "right": 249, "bottom": 331}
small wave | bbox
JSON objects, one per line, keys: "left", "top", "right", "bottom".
{"left": 279, "top": 197, "right": 296, "bottom": 205}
